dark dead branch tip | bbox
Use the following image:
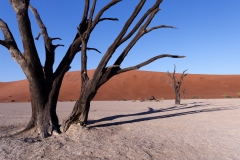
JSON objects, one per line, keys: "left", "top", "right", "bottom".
{"left": 98, "top": 18, "right": 119, "bottom": 22}
{"left": 35, "top": 33, "right": 41, "bottom": 40}
{"left": 146, "top": 25, "right": 177, "bottom": 33}
{"left": 171, "top": 55, "right": 185, "bottom": 58}
{"left": 160, "top": 25, "right": 177, "bottom": 29}
{"left": 86, "top": 47, "right": 101, "bottom": 53}
{"left": 51, "top": 37, "right": 62, "bottom": 41}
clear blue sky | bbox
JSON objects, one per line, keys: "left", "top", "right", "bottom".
{"left": 0, "top": 0, "right": 240, "bottom": 82}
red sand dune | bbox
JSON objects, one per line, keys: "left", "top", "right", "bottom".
{"left": 0, "top": 70, "right": 240, "bottom": 102}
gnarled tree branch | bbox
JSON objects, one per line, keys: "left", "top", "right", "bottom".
{"left": 88, "top": 0, "right": 97, "bottom": 23}
{"left": 120, "top": 0, "right": 163, "bottom": 45}
{"left": 35, "top": 32, "right": 41, "bottom": 40}
{"left": 98, "top": 18, "right": 119, "bottom": 22}
{"left": 146, "top": 25, "right": 177, "bottom": 33}
{"left": 113, "top": 7, "right": 160, "bottom": 66}
{"left": 117, "top": 55, "right": 185, "bottom": 74}
{"left": 93, "top": 0, "right": 147, "bottom": 79}
{"left": 90, "top": 0, "right": 121, "bottom": 32}
{"left": 179, "top": 69, "right": 188, "bottom": 88}
{"left": 9, "top": 0, "right": 41, "bottom": 67}
{"left": 0, "top": 19, "right": 26, "bottom": 68}
{"left": 53, "top": 44, "right": 64, "bottom": 50}
{"left": 50, "top": 37, "right": 62, "bottom": 41}
{"left": 29, "top": 4, "right": 63, "bottom": 79}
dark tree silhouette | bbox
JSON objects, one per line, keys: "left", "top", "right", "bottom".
{"left": 61, "top": 0, "right": 185, "bottom": 132}
{"left": 0, "top": 0, "right": 101, "bottom": 138}
{"left": 162, "top": 65, "right": 188, "bottom": 105}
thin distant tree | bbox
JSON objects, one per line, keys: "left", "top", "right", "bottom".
{"left": 61, "top": 0, "right": 185, "bottom": 132}
{"left": 162, "top": 65, "right": 188, "bottom": 104}
{"left": 182, "top": 88, "right": 187, "bottom": 99}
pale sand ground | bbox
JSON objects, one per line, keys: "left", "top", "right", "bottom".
{"left": 0, "top": 99, "right": 240, "bottom": 159}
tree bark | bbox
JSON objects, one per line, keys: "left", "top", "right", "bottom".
{"left": 175, "top": 91, "right": 181, "bottom": 105}
{"left": 61, "top": 80, "right": 97, "bottom": 132}
{"left": 22, "top": 77, "right": 63, "bottom": 138}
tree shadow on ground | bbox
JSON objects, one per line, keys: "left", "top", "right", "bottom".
{"left": 88, "top": 103, "right": 239, "bottom": 128}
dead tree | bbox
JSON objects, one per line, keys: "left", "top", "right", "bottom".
{"left": 61, "top": 0, "right": 185, "bottom": 132}
{"left": 162, "top": 65, "right": 188, "bottom": 105}
{"left": 182, "top": 88, "right": 187, "bottom": 99}
{"left": 0, "top": 0, "right": 102, "bottom": 138}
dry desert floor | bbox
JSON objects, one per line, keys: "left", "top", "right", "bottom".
{"left": 0, "top": 99, "right": 240, "bottom": 159}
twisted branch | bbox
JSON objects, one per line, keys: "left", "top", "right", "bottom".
{"left": 117, "top": 55, "right": 185, "bottom": 74}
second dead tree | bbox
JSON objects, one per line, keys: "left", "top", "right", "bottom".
{"left": 61, "top": 0, "right": 186, "bottom": 132}
{"left": 162, "top": 65, "right": 188, "bottom": 104}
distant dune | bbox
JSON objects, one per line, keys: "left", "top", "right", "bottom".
{"left": 0, "top": 70, "right": 240, "bottom": 102}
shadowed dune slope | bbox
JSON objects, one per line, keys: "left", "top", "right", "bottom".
{"left": 0, "top": 70, "right": 240, "bottom": 102}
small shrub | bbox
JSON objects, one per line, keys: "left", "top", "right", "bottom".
{"left": 224, "top": 95, "right": 232, "bottom": 98}
{"left": 192, "top": 95, "right": 198, "bottom": 99}
{"left": 119, "top": 98, "right": 127, "bottom": 101}
{"left": 148, "top": 96, "right": 156, "bottom": 100}
{"left": 222, "top": 94, "right": 232, "bottom": 98}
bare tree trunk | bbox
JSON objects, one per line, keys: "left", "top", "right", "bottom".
{"left": 175, "top": 91, "right": 181, "bottom": 105}
{"left": 23, "top": 78, "right": 62, "bottom": 138}
{"left": 61, "top": 81, "right": 97, "bottom": 132}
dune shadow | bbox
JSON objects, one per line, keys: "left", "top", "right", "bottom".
{"left": 88, "top": 103, "right": 239, "bottom": 128}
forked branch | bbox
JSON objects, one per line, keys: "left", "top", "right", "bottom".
{"left": 0, "top": 19, "right": 25, "bottom": 65}
{"left": 0, "top": 19, "right": 19, "bottom": 50}
{"left": 114, "top": 1, "right": 175, "bottom": 69}
{"left": 90, "top": 0, "right": 121, "bottom": 32}
{"left": 120, "top": 0, "right": 163, "bottom": 45}
{"left": 29, "top": 4, "right": 64, "bottom": 79}
{"left": 94, "top": 0, "right": 150, "bottom": 77}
